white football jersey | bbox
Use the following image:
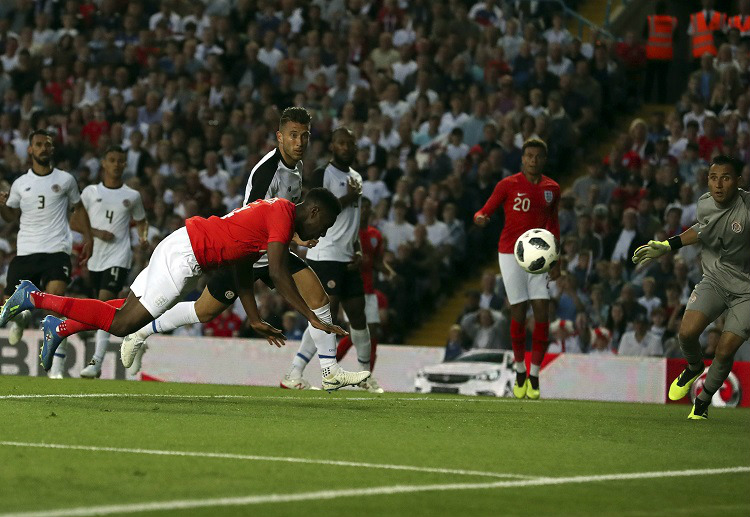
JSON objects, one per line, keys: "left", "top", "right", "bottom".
{"left": 81, "top": 183, "right": 146, "bottom": 271}
{"left": 7, "top": 168, "right": 80, "bottom": 256}
{"left": 305, "top": 163, "right": 362, "bottom": 262}
{"left": 243, "top": 148, "right": 303, "bottom": 268}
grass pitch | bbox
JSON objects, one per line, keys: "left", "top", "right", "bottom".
{"left": 1, "top": 376, "right": 749, "bottom": 517}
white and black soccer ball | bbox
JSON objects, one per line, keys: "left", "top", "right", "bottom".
{"left": 514, "top": 229, "right": 559, "bottom": 274}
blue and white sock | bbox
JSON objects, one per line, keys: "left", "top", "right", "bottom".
{"left": 307, "top": 304, "right": 337, "bottom": 375}
{"left": 135, "top": 302, "right": 199, "bottom": 340}
{"left": 289, "top": 329, "right": 317, "bottom": 378}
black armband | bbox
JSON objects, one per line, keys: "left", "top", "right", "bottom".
{"left": 667, "top": 236, "right": 683, "bottom": 251}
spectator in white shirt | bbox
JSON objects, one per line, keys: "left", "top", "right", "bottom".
{"left": 498, "top": 18, "right": 523, "bottom": 62}
{"left": 618, "top": 312, "right": 663, "bottom": 356}
{"left": 199, "top": 151, "right": 231, "bottom": 194}
{"left": 422, "top": 198, "right": 451, "bottom": 248}
{"left": 439, "top": 95, "right": 470, "bottom": 134}
{"left": 392, "top": 46, "right": 418, "bottom": 85}
{"left": 258, "top": 30, "right": 284, "bottom": 71}
{"left": 637, "top": 277, "right": 662, "bottom": 318}
{"left": 379, "top": 200, "right": 415, "bottom": 253}
{"left": 525, "top": 88, "right": 547, "bottom": 118}
{"left": 378, "top": 116, "right": 402, "bottom": 151}
{"left": 405, "top": 70, "right": 439, "bottom": 106}
{"left": 362, "top": 164, "right": 391, "bottom": 207}
{"left": 543, "top": 13, "right": 572, "bottom": 45}
{"left": 547, "top": 43, "right": 574, "bottom": 77}
{"left": 445, "top": 127, "right": 470, "bottom": 162}
{"left": 677, "top": 183, "right": 697, "bottom": 227}
{"left": 682, "top": 96, "right": 716, "bottom": 135}
{"left": 379, "top": 81, "right": 411, "bottom": 124}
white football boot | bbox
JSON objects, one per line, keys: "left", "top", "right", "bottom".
{"left": 121, "top": 334, "right": 145, "bottom": 368}
{"left": 9, "top": 310, "right": 31, "bottom": 345}
{"left": 322, "top": 366, "right": 371, "bottom": 392}
{"left": 357, "top": 375, "right": 385, "bottom": 394}
{"left": 80, "top": 358, "right": 102, "bottom": 379}
{"left": 127, "top": 342, "right": 147, "bottom": 376}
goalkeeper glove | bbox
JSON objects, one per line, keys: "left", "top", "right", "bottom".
{"left": 632, "top": 240, "right": 671, "bottom": 265}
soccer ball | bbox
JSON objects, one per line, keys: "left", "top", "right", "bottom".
{"left": 514, "top": 229, "right": 559, "bottom": 274}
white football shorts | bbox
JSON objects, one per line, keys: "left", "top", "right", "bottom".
{"left": 130, "top": 227, "right": 202, "bottom": 317}
{"left": 498, "top": 253, "right": 550, "bottom": 305}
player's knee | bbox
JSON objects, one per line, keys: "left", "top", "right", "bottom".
{"left": 195, "top": 306, "right": 219, "bottom": 323}
{"left": 677, "top": 327, "right": 700, "bottom": 343}
{"left": 107, "top": 319, "right": 130, "bottom": 337}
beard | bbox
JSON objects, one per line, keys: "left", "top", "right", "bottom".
{"left": 32, "top": 154, "right": 51, "bottom": 167}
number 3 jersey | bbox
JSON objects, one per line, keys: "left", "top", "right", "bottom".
{"left": 474, "top": 172, "right": 560, "bottom": 254}
{"left": 6, "top": 168, "right": 80, "bottom": 256}
{"left": 81, "top": 183, "right": 146, "bottom": 271}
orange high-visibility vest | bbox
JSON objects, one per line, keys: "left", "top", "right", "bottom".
{"left": 690, "top": 10, "right": 724, "bottom": 58}
{"left": 646, "top": 15, "right": 677, "bottom": 60}
{"left": 729, "top": 14, "right": 750, "bottom": 37}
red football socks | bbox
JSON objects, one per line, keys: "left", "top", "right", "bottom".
{"left": 31, "top": 293, "right": 118, "bottom": 333}
{"left": 531, "top": 321, "right": 549, "bottom": 367}
{"left": 55, "top": 299, "right": 126, "bottom": 337}
{"left": 510, "top": 318, "right": 526, "bottom": 364}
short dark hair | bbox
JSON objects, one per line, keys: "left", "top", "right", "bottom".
{"left": 103, "top": 145, "right": 126, "bottom": 158}
{"left": 522, "top": 138, "right": 548, "bottom": 154}
{"left": 709, "top": 155, "right": 743, "bottom": 176}
{"left": 28, "top": 129, "right": 52, "bottom": 145}
{"left": 305, "top": 187, "right": 342, "bottom": 218}
{"left": 279, "top": 106, "right": 311, "bottom": 130}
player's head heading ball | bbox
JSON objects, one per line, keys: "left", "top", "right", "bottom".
{"left": 296, "top": 187, "right": 342, "bottom": 241}
{"left": 28, "top": 129, "right": 54, "bottom": 167}
{"left": 708, "top": 155, "right": 743, "bottom": 205}
{"left": 521, "top": 138, "right": 547, "bottom": 177}
{"left": 277, "top": 107, "right": 311, "bottom": 164}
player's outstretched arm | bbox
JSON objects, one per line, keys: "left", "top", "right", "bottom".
{"left": 233, "top": 262, "right": 286, "bottom": 347}
{"left": 474, "top": 180, "right": 505, "bottom": 227}
{"left": 632, "top": 228, "right": 699, "bottom": 265}
{"left": 267, "top": 242, "right": 347, "bottom": 336}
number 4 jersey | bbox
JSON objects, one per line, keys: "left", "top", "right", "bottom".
{"left": 6, "top": 168, "right": 81, "bottom": 256}
{"left": 474, "top": 172, "right": 560, "bottom": 253}
{"left": 81, "top": 183, "right": 146, "bottom": 271}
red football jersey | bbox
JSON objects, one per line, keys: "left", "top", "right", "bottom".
{"left": 359, "top": 225, "right": 384, "bottom": 294}
{"left": 186, "top": 198, "right": 295, "bottom": 271}
{"left": 474, "top": 172, "right": 560, "bottom": 253}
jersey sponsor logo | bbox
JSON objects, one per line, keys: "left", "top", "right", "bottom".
{"left": 51, "top": 184, "right": 61, "bottom": 193}
{"left": 731, "top": 221, "right": 742, "bottom": 233}
{"left": 544, "top": 190, "right": 554, "bottom": 204}
{"left": 225, "top": 290, "right": 236, "bottom": 300}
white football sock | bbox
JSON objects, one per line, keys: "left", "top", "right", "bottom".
{"left": 514, "top": 362, "right": 527, "bottom": 374}
{"left": 135, "top": 302, "right": 199, "bottom": 339}
{"left": 307, "top": 304, "right": 337, "bottom": 375}
{"left": 50, "top": 339, "right": 67, "bottom": 376}
{"left": 92, "top": 329, "right": 109, "bottom": 364}
{"left": 350, "top": 326, "right": 371, "bottom": 371}
{"left": 288, "top": 329, "right": 317, "bottom": 378}
{"left": 529, "top": 364, "right": 541, "bottom": 377}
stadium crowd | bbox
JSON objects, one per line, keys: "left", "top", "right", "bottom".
{"left": 0, "top": 0, "right": 633, "bottom": 343}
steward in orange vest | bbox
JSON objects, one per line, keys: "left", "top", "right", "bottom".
{"left": 646, "top": 14, "right": 677, "bottom": 60}
{"left": 728, "top": 14, "right": 750, "bottom": 39}
{"left": 689, "top": 9, "right": 725, "bottom": 58}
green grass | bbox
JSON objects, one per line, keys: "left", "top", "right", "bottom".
{"left": 1, "top": 376, "right": 749, "bottom": 517}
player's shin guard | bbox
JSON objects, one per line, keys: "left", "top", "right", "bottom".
{"left": 336, "top": 335, "right": 353, "bottom": 362}
{"left": 678, "top": 335, "right": 705, "bottom": 371}
{"left": 134, "top": 302, "right": 199, "bottom": 340}
{"left": 697, "top": 357, "right": 734, "bottom": 403}
{"left": 350, "top": 326, "right": 371, "bottom": 371}
{"left": 56, "top": 299, "right": 126, "bottom": 337}
{"left": 510, "top": 319, "right": 526, "bottom": 374}
{"left": 530, "top": 322, "right": 549, "bottom": 377}
{"left": 307, "top": 304, "right": 338, "bottom": 375}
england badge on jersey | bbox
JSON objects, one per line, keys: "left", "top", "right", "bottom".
{"left": 123, "top": 199, "right": 131, "bottom": 208}
{"left": 51, "top": 184, "right": 61, "bottom": 193}
{"left": 544, "top": 190, "right": 554, "bottom": 204}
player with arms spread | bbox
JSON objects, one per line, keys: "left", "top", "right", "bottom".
{"left": 633, "top": 155, "right": 750, "bottom": 419}
{"left": 474, "top": 138, "right": 560, "bottom": 399}
{"left": 42, "top": 146, "right": 149, "bottom": 379}
{"left": 1, "top": 190, "right": 363, "bottom": 390}
{"left": 0, "top": 129, "right": 93, "bottom": 379}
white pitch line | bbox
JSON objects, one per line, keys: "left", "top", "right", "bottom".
{"left": 0, "top": 441, "right": 533, "bottom": 480}
{"left": 1, "top": 466, "right": 748, "bottom": 517}
{"left": 0, "top": 393, "right": 520, "bottom": 403}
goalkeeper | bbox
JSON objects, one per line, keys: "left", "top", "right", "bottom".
{"left": 632, "top": 156, "right": 750, "bottom": 420}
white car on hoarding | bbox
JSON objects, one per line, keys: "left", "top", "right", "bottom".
{"left": 414, "top": 350, "right": 516, "bottom": 397}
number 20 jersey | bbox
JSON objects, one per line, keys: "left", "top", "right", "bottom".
{"left": 474, "top": 172, "right": 560, "bottom": 254}
{"left": 81, "top": 183, "right": 146, "bottom": 271}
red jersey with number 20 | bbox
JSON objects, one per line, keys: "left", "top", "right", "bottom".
{"left": 359, "top": 225, "right": 384, "bottom": 294}
{"left": 186, "top": 197, "right": 295, "bottom": 271}
{"left": 474, "top": 172, "right": 560, "bottom": 253}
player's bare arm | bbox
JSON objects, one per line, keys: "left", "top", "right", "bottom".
{"left": 69, "top": 201, "right": 94, "bottom": 263}
{"left": 292, "top": 233, "right": 318, "bottom": 248}
{"left": 233, "top": 260, "right": 286, "bottom": 348}
{"left": 135, "top": 218, "right": 149, "bottom": 248}
{"left": 268, "top": 241, "right": 347, "bottom": 336}
{"left": 0, "top": 190, "right": 20, "bottom": 222}
{"left": 348, "top": 236, "right": 363, "bottom": 271}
